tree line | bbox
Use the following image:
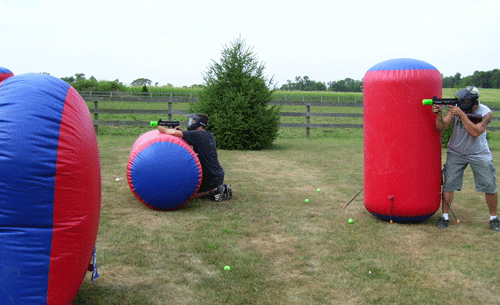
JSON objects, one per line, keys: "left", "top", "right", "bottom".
{"left": 57, "top": 69, "right": 500, "bottom": 93}
{"left": 442, "top": 69, "right": 500, "bottom": 89}
{"left": 279, "top": 69, "right": 500, "bottom": 92}
{"left": 279, "top": 76, "right": 363, "bottom": 92}
{"left": 60, "top": 74, "right": 127, "bottom": 92}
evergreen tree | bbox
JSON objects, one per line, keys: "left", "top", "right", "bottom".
{"left": 190, "top": 37, "right": 281, "bottom": 150}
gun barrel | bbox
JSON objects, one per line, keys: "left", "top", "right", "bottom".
{"left": 151, "top": 120, "right": 180, "bottom": 128}
{"left": 422, "top": 98, "right": 459, "bottom": 106}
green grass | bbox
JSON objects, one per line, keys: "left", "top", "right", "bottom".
{"left": 73, "top": 89, "right": 500, "bottom": 304}
{"left": 73, "top": 131, "right": 500, "bottom": 304}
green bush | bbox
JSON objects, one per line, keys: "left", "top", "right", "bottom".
{"left": 442, "top": 122, "right": 453, "bottom": 148}
{"left": 190, "top": 37, "right": 281, "bottom": 150}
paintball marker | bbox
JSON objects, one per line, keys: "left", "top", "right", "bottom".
{"left": 422, "top": 97, "right": 482, "bottom": 124}
{"left": 150, "top": 119, "right": 180, "bottom": 128}
{"left": 422, "top": 97, "right": 461, "bottom": 106}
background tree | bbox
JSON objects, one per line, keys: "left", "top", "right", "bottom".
{"left": 327, "top": 78, "right": 363, "bottom": 92}
{"left": 280, "top": 76, "right": 327, "bottom": 91}
{"left": 131, "top": 78, "right": 152, "bottom": 86}
{"left": 61, "top": 73, "right": 126, "bottom": 91}
{"left": 60, "top": 76, "right": 75, "bottom": 83}
{"left": 75, "top": 73, "right": 86, "bottom": 81}
{"left": 442, "top": 73, "right": 462, "bottom": 88}
{"left": 189, "top": 37, "right": 281, "bottom": 150}
{"left": 491, "top": 69, "right": 500, "bottom": 88}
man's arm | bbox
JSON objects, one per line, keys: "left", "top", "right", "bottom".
{"left": 433, "top": 105, "right": 453, "bottom": 131}
{"left": 158, "top": 126, "right": 184, "bottom": 137}
{"left": 448, "top": 105, "right": 491, "bottom": 139}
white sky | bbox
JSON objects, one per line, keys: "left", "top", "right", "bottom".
{"left": 1, "top": 0, "right": 499, "bottom": 87}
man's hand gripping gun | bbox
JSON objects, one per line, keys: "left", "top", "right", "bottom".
{"left": 422, "top": 97, "right": 482, "bottom": 124}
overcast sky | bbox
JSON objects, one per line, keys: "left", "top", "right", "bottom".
{"left": 1, "top": 0, "right": 499, "bottom": 87}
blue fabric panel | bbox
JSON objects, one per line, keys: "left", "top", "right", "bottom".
{"left": 368, "top": 58, "right": 438, "bottom": 71}
{"left": 0, "top": 73, "right": 69, "bottom": 303}
{"left": 0, "top": 67, "right": 13, "bottom": 74}
{"left": 0, "top": 228, "right": 54, "bottom": 303}
{"left": 370, "top": 213, "right": 433, "bottom": 222}
{"left": 131, "top": 141, "right": 201, "bottom": 210}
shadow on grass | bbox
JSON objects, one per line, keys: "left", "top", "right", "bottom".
{"left": 74, "top": 281, "right": 154, "bottom": 305}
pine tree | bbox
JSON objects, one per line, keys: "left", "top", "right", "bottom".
{"left": 190, "top": 37, "right": 281, "bottom": 150}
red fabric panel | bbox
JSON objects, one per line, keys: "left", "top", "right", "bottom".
{"left": 363, "top": 68, "right": 442, "bottom": 218}
{"left": 47, "top": 87, "right": 101, "bottom": 304}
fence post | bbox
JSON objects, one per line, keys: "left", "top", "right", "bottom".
{"left": 305, "top": 97, "right": 310, "bottom": 137}
{"left": 168, "top": 93, "right": 173, "bottom": 121}
{"left": 93, "top": 100, "right": 99, "bottom": 134}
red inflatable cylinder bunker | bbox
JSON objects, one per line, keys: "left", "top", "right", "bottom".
{"left": 363, "top": 58, "right": 442, "bottom": 221}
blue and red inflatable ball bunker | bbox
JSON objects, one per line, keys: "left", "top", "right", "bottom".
{"left": 0, "top": 72, "right": 101, "bottom": 304}
{"left": 0, "top": 67, "right": 14, "bottom": 82}
{"left": 363, "top": 58, "right": 442, "bottom": 222}
{"left": 127, "top": 130, "right": 202, "bottom": 211}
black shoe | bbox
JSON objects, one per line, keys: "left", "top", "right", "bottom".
{"left": 213, "top": 192, "right": 222, "bottom": 202}
{"left": 212, "top": 185, "right": 224, "bottom": 202}
{"left": 222, "top": 184, "right": 232, "bottom": 200}
{"left": 436, "top": 217, "right": 449, "bottom": 228}
{"left": 490, "top": 218, "right": 500, "bottom": 231}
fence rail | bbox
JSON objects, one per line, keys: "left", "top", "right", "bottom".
{"left": 80, "top": 91, "right": 500, "bottom": 135}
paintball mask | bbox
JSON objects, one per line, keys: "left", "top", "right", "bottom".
{"left": 456, "top": 86, "right": 480, "bottom": 113}
{"left": 186, "top": 113, "right": 208, "bottom": 131}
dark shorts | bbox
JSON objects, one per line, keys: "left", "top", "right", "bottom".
{"left": 443, "top": 153, "right": 497, "bottom": 194}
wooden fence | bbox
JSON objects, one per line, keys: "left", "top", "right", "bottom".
{"left": 80, "top": 91, "right": 500, "bottom": 135}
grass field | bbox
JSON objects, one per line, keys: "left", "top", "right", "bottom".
{"left": 73, "top": 132, "right": 500, "bottom": 304}
{"left": 72, "top": 89, "right": 500, "bottom": 304}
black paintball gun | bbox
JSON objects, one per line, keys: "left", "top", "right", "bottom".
{"left": 422, "top": 97, "right": 482, "bottom": 124}
{"left": 150, "top": 119, "right": 180, "bottom": 128}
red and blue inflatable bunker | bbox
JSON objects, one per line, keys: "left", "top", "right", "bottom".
{"left": 363, "top": 58, "right": 442, "bottom": 222}
{"left": 0, "top": 73, "right": 101, "bottom": 304}
{"left": 127, "top": 130, "right": 202, "bottom": 211}
{"left": 0, "top": 66, "right": 14, "bottom": 83}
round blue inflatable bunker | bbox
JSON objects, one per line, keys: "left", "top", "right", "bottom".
{"left": 127, "top": 130, "right": 202, "bottom": 211}
{"left": 0, "top": 73, "right": 101, "bottom": 304}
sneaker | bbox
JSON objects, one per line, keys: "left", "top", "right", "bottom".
{"left": 436, "top": 217, "right": 449, "bottom": 228}
{"left": 490, "top": 218, "right": 500, "bottom": 231}
{"left": 213, "top": 192, "right": 222, "bottom": 202}
{"left": 212, "top": 185, "right": 225, "bottom": 202}
{"left": 222, "top": 184, "right": 232, "bottom": 200}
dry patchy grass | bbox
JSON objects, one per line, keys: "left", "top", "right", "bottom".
{"left": 74, "top": 135, "right": 500, "bottom": 305}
